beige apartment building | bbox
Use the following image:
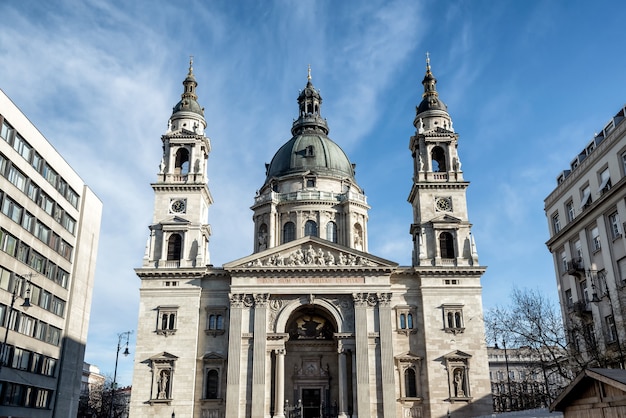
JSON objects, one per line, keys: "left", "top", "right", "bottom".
{"left": 129, "top": 59, "right": 493, "bottom": 418}
{"left": 545, "top": 105, "right": 626, "bottom": 369}
{"left": 0, "top": 90, "right": 102, "bottom": 416}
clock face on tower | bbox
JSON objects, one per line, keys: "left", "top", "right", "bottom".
{"left": 170, "top": 199, "right": 187, "bottom": 214}
{"left": 436, "top": 197, "right": 452, "bottom": 212}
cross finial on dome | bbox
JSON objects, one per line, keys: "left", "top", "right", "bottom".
{"left": 188, "top": 55, "right": 194, "bottom": 75}
{"left": 307, "top": 64, "right": 311, "bottom": 81}
{"left": 426, "top": 52, "right": 431, "bottom": 73}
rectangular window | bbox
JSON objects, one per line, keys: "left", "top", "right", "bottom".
{"left": 35, "top": 321, "right": 48, "bottom": 341}
{"left": 619, "top": 258, "right": 626, "bottom": 283}
{"left": 62, "top": 213, "right": 76, "bottom": 234}
{"left": 67, "top": 187, "right": 79, "bottom": 208}
{"left": 609, "top": 212, "right": 621, "bottom": 239}
{"left": 35, "top": 222, "right": 51, "bottom": 244}
{"left": 17, "top": 242, "right": 30, "bottom": 264}
{"left": 28, "top": 250, "right": 46, "bottom": 274}
{"left": 57, "top": 268, "right": 69, "bottom": 288}
{"left": 560, "top": 251, "right": 567, "bottom": 274}
{"left": 38, "top": 193, "right": 54, "bottom": 216}
{"left": 31, "top": 151, "right": 42, "bottom": 173}
{"left": 26, "top": 181, "right": 39, "bottom": 201}
{"left": 7, "top": 165, "right": 27, "bottom": 192}
{"left": 566, "top": 201, "right": 575, "bottom": 222}
{"left": 46, "top": 326, "right": 61, "bottom": 346}
{"left": 591, "top": 226, "right": 601, "bottom": 251}
{"left": 42, "top": 357, "right": 56, "bottom": 376}
{"left": 580, "top": 185, "right": 592, "bottom": 210}
{"left": 40, "top": 290, "right": 51, "bottom": 310}
{"left": 21, "top": 211, "right": 34, "bottom": 232}
{"left": 580, "top": 279, "right": 589, "bottom": 303}
{"left": 598, "top": 168, "right": 611, "bottom": 194}
{"left": 0, "top": 119, "right": 13, "bottom": 141}
{"left": 19, "top": 314, "right": 36, "bottom": 337}
{"left": 2, "top": 196, "right": 23, "bottom": 224}
{"left": 51, "top": 296, "right": 66, "bottom": 317}
{"left": 606, "top": 315, "right": 617, "bottom": 342}
{"left": 59, "top": 240, "right": 73, "bottom": 260}
{"left": 565, "top": 289, "right": 573, "bottom": 307}
{"left": 29, "top": 284, "right": 41, "bottom": 307}
{"left": 35, "top": 388, "right": 52, "bottom": 408}
{"left": 552, "top": 213, "right": 561, "bottom": 234}
{"left": 2, "top": 231, "right": 18, "bottom": 256}
{"left": 12, "top": 133, "right": 32, "bottom": 161}
{"left": 42, "top": 164, "right": 59, "bottom": 188}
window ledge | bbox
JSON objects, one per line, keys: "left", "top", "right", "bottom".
{"left": 201, "top": 398, "right": 224, "bottom": 404}
{"left": 155, "top": 329, "right": 176, "bottom": 337}
{"left": 397, "top": 329, "right": 418, "bottom": 336}
{"left": 449, "top": 396, "right": 472, "bottom": 403}
{"left": 444, "top": 327, "right": 465, "bottom": 335}
{"left": 148, "top": 398, "right": 172, "bottom": 405}
{"left": 205, "top": 329, "right": 225, "bottom": 337}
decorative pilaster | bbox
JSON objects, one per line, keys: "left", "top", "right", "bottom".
{"left": 337, "top": 347, "right": 348, "bottom": 418}
{"left": 352, "top": 293, "right": 373, "bottom": 417}
{"left": 225, "top": 293, "right": 251, "bottom": 417}
{"left": 377, "top": 292, "right": 397, "bottom": 417}
{"left": 251, "top": 293, "right": 269, "bottom": 418}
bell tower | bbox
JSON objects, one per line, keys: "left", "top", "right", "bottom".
{"left": 142, "top": 58, "right": 213, "bottom": 268}
{"left": 408, "top": 55, "right": 479, "bottom": 267}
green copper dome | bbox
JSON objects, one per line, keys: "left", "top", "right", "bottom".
{"left": 172, "top": 62, "right": 204, "bottom": 117}
{"left": 266, "top": 133, "right": 355, "bottom": 180}
{"left": 265, "top": 72, "right": 355, "bottom": 181}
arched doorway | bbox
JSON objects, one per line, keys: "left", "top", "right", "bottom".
{"left": 282, "top": 306, "right": 339, "bottom": 418}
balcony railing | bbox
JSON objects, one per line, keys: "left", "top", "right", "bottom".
{"left": 566, "top": 257, "right": 585, "bottom": 276}
{"left": 254, "top": 190, "right": 367, "bottom": 206}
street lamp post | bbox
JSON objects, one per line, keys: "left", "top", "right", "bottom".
{"left": 0, "top": 273, "right": 33, "bottom": 373}
{"left": 108, "top": 330, "right": 132, "bottom": 418}
{"left": 503, "top": 339, "right": 512, "bottom": 411}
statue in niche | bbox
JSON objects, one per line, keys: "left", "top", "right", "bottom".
{"left": 453, "top": 368, "right": 465, "bottom": 397}
{"left": 157, "top": 370, "right": 169, "bottom": 399}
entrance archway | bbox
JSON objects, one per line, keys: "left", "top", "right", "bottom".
{"left": 283, "top": 306, "right": 338, "bottom": 418}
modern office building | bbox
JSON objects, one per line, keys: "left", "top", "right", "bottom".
{"left": 0, "top": 89, "right": 102, "bottom": 417}
{"left": 545, "top": 104, "right": 626, "bottom": 369}
{"left": 130, "top": 59, "right": 492, "bottom": 418}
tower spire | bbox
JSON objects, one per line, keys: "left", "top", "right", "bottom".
{"left": 291, "top": 66, "right": 328, "bottom": 136}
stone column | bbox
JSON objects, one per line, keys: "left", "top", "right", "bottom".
{"left": 274, "top": 348, "right": 286, "bottom": 418}
{"left": 337, "top": 347, "right": 348, "bottom": 418}
{"left": 378, "top": 292, "right": 397, "bottom": 417}
{"left": 225, "top": 293, "right": 250, "bottom": 417}
{"left": 353, "top": 293, "right": 372, "bottom": 417}
{"left": 251, "top": 293, "right": 269, "bottom": 418}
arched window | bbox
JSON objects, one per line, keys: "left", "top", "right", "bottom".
{"left": 407, "top": 313, "right": 414, "bottom": 329}
{"left": 283, "top": 222, "right": 295, "bottom": 243}
{"left": 175, "top": 148, "right": 190, "bottom": 175}
{"left": 455, "top": 312, "right": 462, "bottom": 328}
{"left": 167, "top": 234, "right": 182, "bottom": 260}
{"left": 304, "top": 220, "right": 317, "bottom": 237}
{"left": 447, "top": 312, "right": 454, "bottom": 329}
{"left": 326, "top": 221, "right": 337, "bottom": 243}
{"left": 405, "top": 368, "right": 417, "bottom": 397}
{"left": 400, "top": 314, "right": 406, "bottom": 329}
{"left": 431, "top": 146, "right": 446, "bottom": 172}
{"left": 206, "top": 369, "right": 219, "bottom": 399}
{"left": 209, "top": 315, "right": 224, "bottom": 330}
{"left": 439, "top": 232, "right": 455, "bottom": 259}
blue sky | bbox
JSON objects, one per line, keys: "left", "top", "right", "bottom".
{"left": 1, "top": 0, "right": 626, "bottom": 387}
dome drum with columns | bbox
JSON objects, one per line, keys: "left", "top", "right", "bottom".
{"left": 130, "top": 58, "right": 492, "bottom": 418}
{"left": 251, "top": 69, "right": 369, "bottom": 254}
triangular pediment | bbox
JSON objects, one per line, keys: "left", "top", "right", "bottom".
{"left": 159, "top": 216, "right": 191, "bottom": 226}
{"left": 202, "top": 351, "right": 225, "bottom": 361}
{"left": 224, "top": 235, "right": 397, "bottom": 271}
{"left": 395, "top": 351, "right": 422, "bottom": 362}
{"left": 149, "top": 351, "right": 179, "bottom": 361}
{"left": 430, "top": 214, "right": 462, "bottom": 224}
{"left": 443, "top": 350, "right": 472, "bottom": 360}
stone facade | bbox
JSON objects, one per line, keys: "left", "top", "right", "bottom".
{"left": 129, "top": 58, "right": 492, "bottom": 417}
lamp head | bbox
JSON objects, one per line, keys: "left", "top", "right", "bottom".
{"left": 21, "top": 297, "right": 31, "bottom": 310}
{"left": 123, "top": 346, "right": 130, "bottom": 356}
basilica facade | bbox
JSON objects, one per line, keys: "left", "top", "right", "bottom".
{"left": 129, "top": 59, "right": 492, "bottom": 418}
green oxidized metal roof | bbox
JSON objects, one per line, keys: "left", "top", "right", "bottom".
{"left": 266, "top": 133, "right": 355, "bottom": 180}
